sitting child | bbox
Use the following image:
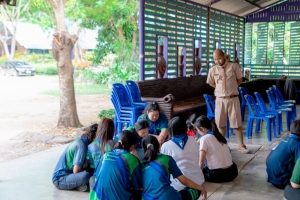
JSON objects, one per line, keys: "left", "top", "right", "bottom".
{"left": 195, "top": 116, "right": 238, "bottom": 183}
{"left": 161, "top": 116, "right": 205, "bottom": 191}
{"left": 186, "top": 113, "right": 200, "bottom": 138}
{"left": 266, "top": 119, "right": 300, "bottom": 189}
{"left": 90, "top": 130, "right": 142, "bottom": 200}
{"left": 141, "top": 135, "right": 207, "bottom": 200}
{"left": 88, "top": 118, "right": 115, "bottom": 190}
{"left": 284, "top": 157, "right": 300, "bottom": 200}
{"left": 52, "top": 124, "right": 98, "bottom": 192}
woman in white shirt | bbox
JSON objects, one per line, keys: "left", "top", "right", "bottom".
{"left": 161, "top": 116, "right": 205, "bottom": 191}
{"left": 194, "top": 115, "right": 238, "bottom": 183}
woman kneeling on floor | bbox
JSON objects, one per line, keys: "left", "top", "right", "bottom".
{"left": 141, "top": 135, "right": 207, "bottom": 200}
{"left": 52, "top": 124, "right": 98, "bottom": 192}
{"left": 194, "top": 116, "right": 238, "bottom": 183}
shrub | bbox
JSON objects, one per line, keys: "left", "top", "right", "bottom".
{"left": 36, "top": 66, "right": 58, "bottom": 75}
{"left": 98, "top": 109, "right": 115, "bottom": 119}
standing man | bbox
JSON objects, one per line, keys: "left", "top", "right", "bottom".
{"left": 206, "top": 49, "right": 249, "bottom": 153}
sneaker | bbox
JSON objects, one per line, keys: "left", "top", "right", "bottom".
{"left": 76, "top": 185, "right": 89, "bottom": 192}
{"left": 238, "top": 144, "right": 250, "bottom": 154}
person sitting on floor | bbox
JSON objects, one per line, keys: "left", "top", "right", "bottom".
{"left": 88, "top": 118, "right": 115, "bottom": 190}
{"left": 186, "top": 113, "right": 201, "bottom": 139}
{"left": 126, "top": 119, "right": 149, "bottom": 160}
{"left": 138, "top": 102, "right": 168, "bottom": 145}
{"left": 284, "top": 157, "right": 300, "bottom": 200}
{"left": 52, "top": 124, "right": 98, "bottom": 192}
{"left": 266, "top": 119, "right": 300, "bottom": 189}
{"left": 194, "top": 115, "right": 238, "bottom": 183}
{"left": 161, "top": 116, "right": 205, "bottom": 191}
{"left": 141, "top": 135, "right": 207, "bottom": 200}
{"left": 90, "top": 130, "right": 143, "bottom": 200}
{"left": 114, "top": 119, "right": 149, "bottom": 160}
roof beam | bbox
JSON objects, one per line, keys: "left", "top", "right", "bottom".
{"left": 244, "top": 0, "right": 262, "bottom": 9}
{"left": 206, "top": 0, "right": 221, "bottom": 6}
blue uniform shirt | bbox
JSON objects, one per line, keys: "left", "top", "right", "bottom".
{"left": 90, "top": 149, "right": 143, "bottom": 200}
{"left": 138, "top": 113, "right": 168, "bottom": 135}
{"left": 87, "top": 137, "right": 114, "bottom": 169}
{"left": 52, "top": 137, "right": 88, "bottom": 182}
{"left": 142, "top": 154, "right": 183, "bottom": 200}
{"left": 266, "top": 134, "right": 300, "bottom": 186}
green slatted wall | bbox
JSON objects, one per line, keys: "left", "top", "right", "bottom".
{"left": 144, "top": 0, "right": 244, "bottom": 80}
{"left": 208, "top": 10, "right": 244, "bottom": 68}
{"left": 244, "top": 22, "right": 300, "bottom": 78}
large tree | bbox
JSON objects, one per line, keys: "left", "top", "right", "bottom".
{"left": 0, "top": 0, "right": 29, "bottom": 60}
{"left": 82, "top": 0, "right": 139, "bottom": 63}
{"left": 47, "top": 0, "right": 81, "bottom": 127}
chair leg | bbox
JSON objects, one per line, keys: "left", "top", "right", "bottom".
{"left": 241, "top": 105, "right": 245, "bottom": 121}
{"left": 272, "top": 117, "right": 280, "bottom": 138}
{"left": 246, "top": 118, "right": 254, "bottom": 138}
{"left": 255, "top": 119, "right": 261, "bottom": 133}
{"left": 226, "top": 120, "right": 230, "bottom": 139}
{"left": 286, "top": 112, "right": 291, "bottom": 131}
{"left": 266, "top": 119, "right": 272, "bottom": 142}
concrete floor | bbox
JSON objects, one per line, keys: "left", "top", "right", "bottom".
{"left": 0, "top": 106, "right": 297, "bottom": 200}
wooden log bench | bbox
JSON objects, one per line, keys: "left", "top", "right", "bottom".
{"left": 136, "top": 76, "right": 214, "bottom": 120}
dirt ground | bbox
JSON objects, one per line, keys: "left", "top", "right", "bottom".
{"left": 0, "top": 75, "right": 112, "bottom": 163}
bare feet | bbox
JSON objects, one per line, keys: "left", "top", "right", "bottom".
{"left": 238, "top": 144, "right": 250, "bottom": 154}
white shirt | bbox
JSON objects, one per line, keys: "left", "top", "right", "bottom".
{"left": 161, "top": 136, "right": 205, "bottom": 191}
{"left": 199, "top": 134, "right": 232, "bottom": 169}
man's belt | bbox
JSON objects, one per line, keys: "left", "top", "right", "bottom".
{"left": 218, "top": 95, "right": 238, "bottom": 99}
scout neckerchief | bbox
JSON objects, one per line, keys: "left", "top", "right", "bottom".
{"left": 171, "top": 134, "right": 188, "bottom": 150}
{"left": 217, "top": 59, "right": 228, "bottom": 94}
{"left": 146, "top": 115, "right": 158, "bottom": 135}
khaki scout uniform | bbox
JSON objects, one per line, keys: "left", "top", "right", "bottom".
{"left": 206, "top": 62, "right": 243, "bottom": 128}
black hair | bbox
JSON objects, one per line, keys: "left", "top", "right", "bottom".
{"left": 134, "top": 119, "right": 149, "bottom": 131}
{"left": 142, "top": 135, "right": 160, "bottom": 164}
{"left": 114, "top": 130, "right": 137, "bottom": 150}
{"left": 186, "top": 113, "right": 201, "bottom": 131}
{"left": 168, "top": 116, "right": 187, "bottom": 138}
{"left": 81, "top": 123, "right": 98, "bottom": 144}
{"left": 194, "top": 115, "right": 227, "bottom": 145}
{"left": 290, "top": 119, "right": 300, "bottom": 136}
{"left": 144, "top": 102, "right": 160, "bottom": 113}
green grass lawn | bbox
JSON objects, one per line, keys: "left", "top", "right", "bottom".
{"left": 43, "top": 83, "right": 111, "bottom": 96}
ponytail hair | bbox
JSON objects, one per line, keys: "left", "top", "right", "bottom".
{"left": 210, "top": 120, "right": 227, "bottom": 145}
{"left": 113, "top": 130, "right": 137, "bottom": 150}
{"left": 194, "top": 115, "right": 227, "bottom": 145}
{"left": 142, "top": 135, "right": 160, "bottom": 164}
{"left": 186, "top": 113, "right": 201, "bottom": 131}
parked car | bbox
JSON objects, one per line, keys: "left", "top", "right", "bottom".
{"left": 1, "top": 61, "right": 36, "bottom": 76}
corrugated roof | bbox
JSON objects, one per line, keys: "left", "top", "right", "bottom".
{"left": 184, "top": 0, "right": 283, "bottom": 16}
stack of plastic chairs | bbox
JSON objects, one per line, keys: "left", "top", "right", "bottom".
{"left": 244, "top": 94, "right": 276, "bottom": 142}
{"left": 238, "top": 87, "right": 248, "bottom": 121}
{"left": 266, "top": 89, "right": 293, "bottom": 131}
{"left": 254, "top": 92, "right": 282, "bottom": 137}
{"left": 111, "top": 83, "right": 144, "bottom": 135}
{"left": 271, "top": 85, "right": 297, "bottom": 119}
{"left": 203, "top": 94, "right": 233, "bottom": 138}
{"left": 125, "top": 80, "right": 147, "bottom": 108}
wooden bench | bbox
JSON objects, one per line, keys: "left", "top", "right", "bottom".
{"left": 136, "top": 76, "right": 214, "bottom": 120}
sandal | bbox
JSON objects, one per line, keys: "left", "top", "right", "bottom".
{"left": 238, "top": 144, "right": 250, "bottom": 154}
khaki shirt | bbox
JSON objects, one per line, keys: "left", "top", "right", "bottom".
{"left": 206, "top": 62, "right": 243, "bottom": 97}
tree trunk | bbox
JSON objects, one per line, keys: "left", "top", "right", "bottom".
{"left": 48, "top": 0, "right": 81, "bottom": 127}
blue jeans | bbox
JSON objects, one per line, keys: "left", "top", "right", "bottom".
{"left": 53, "top": 171, "right": 90, "bottom": 190}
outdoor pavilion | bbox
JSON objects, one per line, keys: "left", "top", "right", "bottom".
{"left": 138, "top": 0, "right": 300, "bottom": 82}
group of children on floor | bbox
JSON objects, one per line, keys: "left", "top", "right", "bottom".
{"left": 266, "top": 119, "right": 300, "bottom": 200}
{"left": 52, "top": 101, "right": 300, "bottom": 200}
